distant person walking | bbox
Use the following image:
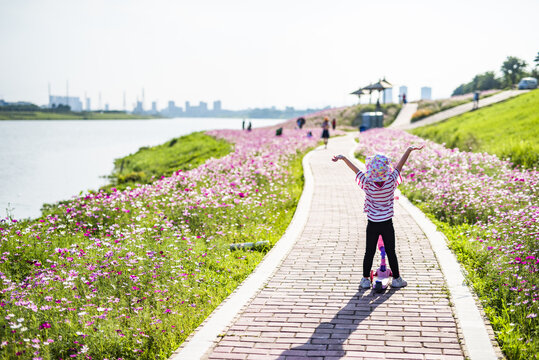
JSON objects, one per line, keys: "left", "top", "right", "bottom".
{"left": 242, "top": 119, "right": 245, "bottom": 130}
{"left": 321, "top": 117, "right": 330, "bottom": 149}
{"left": 331, "top": 118, "right": 336, "bottom": 130}
{"left": 297, "top": 117, "right": 306, "bottom": 129}
{"left": 402, "top": 94, "right": 407, "bottom": 104}
{"left": 473, "top": 91, "right": 480, "bottom": 110}
{"left": 247, "top": 121, "right": 252, "bottom": 131}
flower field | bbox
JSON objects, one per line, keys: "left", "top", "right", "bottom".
{"left": 356, "top": 128, "right": 538, "bottom": 359}
{"left": 0, "top": 128, "right": 319, "bottom": 359}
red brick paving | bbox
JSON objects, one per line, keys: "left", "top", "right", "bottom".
{"left": 205, "top": 135, "right": 465, "bottom": 360}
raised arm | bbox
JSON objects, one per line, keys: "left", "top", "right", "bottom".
{"left": 395, "top": 145, "right": 424, "bottom": 173}
{"left": 332, "top": 154, "right": 360, "bottom": 174}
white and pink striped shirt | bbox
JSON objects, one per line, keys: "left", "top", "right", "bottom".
{"left": 355, "top": 169, "right": 402, "bottom": 222}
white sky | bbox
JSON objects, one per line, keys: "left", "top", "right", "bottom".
{"left": 1, "top": 0, "right": 538, "bottom": 110}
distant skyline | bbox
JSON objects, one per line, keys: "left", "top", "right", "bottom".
{"left": 1, "top": 0, "right": 538, "bottom": 110}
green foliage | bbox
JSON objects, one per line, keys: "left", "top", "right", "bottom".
{"left": 414, "top": 216, "right": 539, "bottom": 360}
{"left": 501, "top": 56, "right": 528, "bottom": 86}
{"left": 0, "top": 111, "right": 157, "bottom": 120}
{"left": 1, "top": 135, "right": 312, "bottom": 359}
{"left": 452, "top": 71, "right": 502, "bottom": 96}
{"left": 410, "top": 90, "right": 539, "bottom": 168}
{"left": 452, "top": 54, "right": 536, "bottom": 96}
{"left": 108, "top": 132, "right": 232, "bottom": 190}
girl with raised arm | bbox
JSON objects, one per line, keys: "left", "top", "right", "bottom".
{"left": 332, "top": 145, "right": 424, "bottom": 289}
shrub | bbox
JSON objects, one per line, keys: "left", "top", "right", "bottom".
{"left": 411, "top": 108, "right": 433, "bottom": 122}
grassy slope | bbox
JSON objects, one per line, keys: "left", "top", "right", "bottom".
{"left": 4, "top": 132, "right": 312, "bottom": 359}
{"left": 0, "top": 111, "right": 157, "bottom": 120}
{"left": 107, "top": 132, "right": 232, "bottom": 190}
{"left": 410, "top": 90, "right": 539, "bottom": 168}
{"left": 405, "top": 90, "right": 539, "bottom": 358}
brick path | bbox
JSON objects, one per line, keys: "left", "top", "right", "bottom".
{"left": 204, "top": 134, "right": 466, "bottom": 360}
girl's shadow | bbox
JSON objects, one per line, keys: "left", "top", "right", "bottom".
{"left": 278, "top": 287, "right": 393, "bottom": 359}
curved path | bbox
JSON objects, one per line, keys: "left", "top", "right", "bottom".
{"left": 172, "top": 134, "right": 501, "bottom": 360}
{"left": 395, "top": 90, "right": 528, "bottom": 130}
{"left": 389, "top": 103, "right": 418, "bottom": 129}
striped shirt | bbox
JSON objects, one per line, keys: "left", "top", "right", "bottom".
{"left": 355, "top": 169, "right": 402, "bottom": 222}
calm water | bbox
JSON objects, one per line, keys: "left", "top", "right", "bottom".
{"left": 0, "top": 117, "right": 284, "bottom": 220}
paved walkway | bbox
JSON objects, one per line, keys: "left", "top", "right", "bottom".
{"left": 393, "top": 90, "right": 528, "bottom": 130}
{"left": 389, "top": 103, "right": 417, "bottom": 129}
{"left": 173, "top": 134, "right": 500, "bottom": 360}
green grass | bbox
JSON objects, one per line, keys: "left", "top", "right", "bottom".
{"left": 107, "top": 132, "right": 232, "bottom": 190}
{"left": 405, "top": 210, "right": 539, "bottom": 359}
{"left": 410, "top": 90, "right": 539, "bottom": 168}
{"left": 1, "top": 132, "right": 313, "bottom": 359}
{"left": 0, "top": 111, "right": 158, "bottom": 120}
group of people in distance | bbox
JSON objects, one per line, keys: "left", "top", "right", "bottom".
{"left": 297, "top": 116, "right": 336, "bottom": 149}
{"left": 241, "top": 119, "right": 252, "bottom": 131}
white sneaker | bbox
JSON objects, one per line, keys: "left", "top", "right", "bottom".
{"left": 360, "top": 277, "right": 371, "bottom": 289}
{"left": 391, "top": 277, "right": 408, "bottom": 288}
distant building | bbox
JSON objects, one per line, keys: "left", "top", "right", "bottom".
{"left": 383, "top": 88, "right": 393, "bottom": 103}
{"left": 105, "top": 104, "right": 110, "bottom": 111}
{"left": 199, "top": 101, "right": 208, "bottom": 112}
{"left": 213, "top": 100, "right": 222, "bottom": 112}
{"left": 49, "top": 95, "right": 83, "bottom": 112}
{"left": 163, "top": 100, "right": 183, "bottom": 117}
{"left": 86, "top": 98, "right": 91, "bottom": 111}
{"left": 184, "top": 101, "right": 210, "bottom": 116}
{"left": 421, "top": 87, "right": 432, "bottom": 100}
{"left": 133, "top": 101, "right": 143, "bottom": 114}
{"left": 151, "top": 101, "right": 157, "bottom": 114}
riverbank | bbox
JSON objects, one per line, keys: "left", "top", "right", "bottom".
{"left": 0, "top": 118, "right": 285, "bottom": 219}
{"left": 0, "top": 127, "right": 322, "bottom": 359}
{"left": 0, "top": 111, "right": 159, "bottom": 120}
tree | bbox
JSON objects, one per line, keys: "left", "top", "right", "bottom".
{"left": 452, "top": 71, "right": 501, "bottom": 95}
{"left": 501, "top": 56, "right": 527, "bottom": 86}
{"left": 475, "top": 71, "right": 501, "bottom": 90}
{"left": 534, "top": 51, "right": 539, "bottom": 67}
{"left": 452, "top": 84, "right": 466, "bottom": 96}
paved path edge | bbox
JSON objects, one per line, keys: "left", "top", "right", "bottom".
{"left": 403, "top": 90, "right": 528, "bottom": 131}
{"left": 169, "top": 147, "right": 317, "bottom": 360}
{"left": 347, "top": 141, "right": 500, "bottom": 360}
{"left": 396, "top": 193, "right": 501, "bottom": 359}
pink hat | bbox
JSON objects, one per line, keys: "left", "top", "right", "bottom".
{"left": 366, "top": 154, "right": 392, "bottom": 182}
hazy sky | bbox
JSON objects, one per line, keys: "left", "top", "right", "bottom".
{"left": 1, "top": 0, "right": 538, "bottom": 110}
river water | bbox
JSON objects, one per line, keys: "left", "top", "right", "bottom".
{"left": 0, "top": 117, "right": 284, "bottom": 220}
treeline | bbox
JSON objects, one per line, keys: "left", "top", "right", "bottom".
{"left": 452, "top": 53, "right": 539, "bottom": 95}
{"left": 0, "top": 102, "right": 126, "bottom": 115}
{"left": 0, "top": 103, "right": 72, "bottom": 113}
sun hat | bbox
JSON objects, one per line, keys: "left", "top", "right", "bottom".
{"left": 366, "top": 154, "right": 392, "bottom": 182}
